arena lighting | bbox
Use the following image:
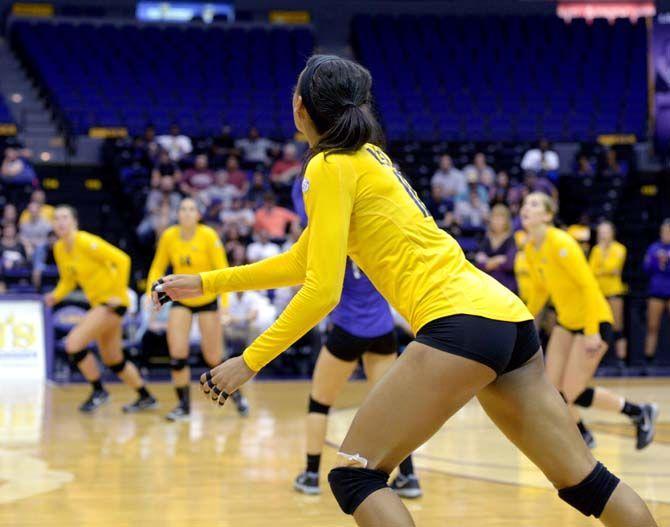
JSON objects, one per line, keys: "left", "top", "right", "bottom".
{"left": 557, "top": 2, "right": 656, "bottom": 22}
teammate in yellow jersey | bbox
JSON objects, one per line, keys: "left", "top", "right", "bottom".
{"left": 147, "top": 198, "right": 248, "bottom": 421}
{"left": 45, "top": 205, "right": 157, "bottom": 413}
{"left": 152, "top": 56, "right": 657, "bottom": 526}
{"left": 522, "top": 193, "right": 657, "bottom": 450}
{"left": 589, "top": 221, "right": 628, "bottom": 362}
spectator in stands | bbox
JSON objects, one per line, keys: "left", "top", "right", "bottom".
{"left": 523, "top": 170, "right": 558, "bottom": 202}
{"left": 475, "top": 204, "right": 517, "bottom": 293}
{"left": 521, "top": 138, "right": 560, "bottom": 180}
{"left": 454, "top": 185, "right": 490, "bottom": 229}
{"left": 457, "top": 170, "right": 489, "bottom": 205}
{"left": 235, "top": 126, "right": 276, "bottom": 166}
{"left": 270, "top": 143, "right": 302, "bottom": 187}
{"left": 253, "top": 192, "right": 299, "bottom": 241}
{"left": 181, "top": 154, "right": 215, "bottom": 197}
{"left": 426, "top": 183, "right": 455, "bottom": 224}
{"left": 246, "top": 229, "right": 281, "bottom": 263}
{"left": 490, "top": 170, "right": 512, "bottom": 206}
{"left": 32, "top": 229, "right": 57, "bottom": 291}
{"left": 18, "top": 190, "right": 53, "bottom": 225}
{"left": 576, "top": 154, "right": 595, "bottom": 177}
{"left": 157, "top": 123, "right": 193, "bottom": 162}
{"left": 223, "top": 290, "right": 277, "bottom": 350}
{"left": 211, "top": 124, "right": 238, "bottom": 167}
{"left": 602, "top": 149, "right": 627, "bottom": 178}
{"left": 0, "top": 223, "right": 28, "bottom": 272}
{"left": 222, "top": 155, "right": 250, "bottom": 195}
{"left": 19, "top": 201, "right": 52, "bottom": 257}
{"left": 151, "top": 150, "right": 181, "bottom": 189}
{"left": 1, "top": 147, "right": 36, "bottom": 204}
{"left": 2, "top": 203, "right": 17, "bottom": 227}
{"left": 642, "top": 218, "right": 670, "bottom": 367}
{"left": 464, "top": 152, "right": 495, "bottom": 189}
{"left": 221, "top": 196, "right": 255, "bottom": 239}
{"left": 136, "top": 175, "right": 180, "bottom": 242}
{"left": 430, "top": 154, "right": 465, "bottom": 203}
{"left": 224, "top": 226, "right": 247, "bottom": 266}
{"left": 200, "top": 170, "right": 240, "bottom": 211}
{"left": 247, "top": 170, "right": 270, "bottom": 207}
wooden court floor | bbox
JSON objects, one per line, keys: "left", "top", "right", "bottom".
{"left": 0, "top": 378, "right": 669, "bottom": 526}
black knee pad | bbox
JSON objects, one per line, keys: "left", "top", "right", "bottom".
{"left": 574, "top": 387, "right": 595, "bottom": 408}
{"left": 328, "top": 467, "right": 389, "bottom": 515}
{"left": 170, "top": 358, "right": 189, "bottom": 371}
{"left": 108, "top": 358, "right": 127, "bottom": 374}
{"left": 558, "top": 462, "right": 620, "bottom": 518}
{"left": 68, "top": 350, "right": 89, "bottom": 366}
{"left": 308, "top": 396, "right": 330, "bottom": 415}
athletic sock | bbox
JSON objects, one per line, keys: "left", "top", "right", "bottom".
{"left": 399, "top": 456, "right": 415, "bottom": 477}
{"left": 621, "top": 401, "right": 643, "bottom": 419}
{"left": 577, "top": 420, "right": 589, "bottom": 435}
{"left": 306, "top": 454, "right": 321, "bottom": 474}
{"left": 176, "top": 385, "right": 190, "bottom": 407}
{"left": 137, "top": 386, "right": 151, "bottom": 399}
{"left": 91, "top": 379, "right": 104, "bottom": 392}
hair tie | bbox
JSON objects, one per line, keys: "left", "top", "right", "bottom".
{"left": 343, "top": 101, "right": 358, "bottom": 109}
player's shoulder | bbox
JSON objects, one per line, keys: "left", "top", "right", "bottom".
{"left": 77, "top": 230, "right": 101, "bottom": 246}
{"left": 162, "top": 225, "right": 179, "bottom": 238}
{"left": 549, "top": 227, "right": 574, "bottom": 246}
{"left": 613, "top": 240, "right": 627, "bottom": 254}
{"left": 197, "top": 224, "right": 218, "bottom": 239}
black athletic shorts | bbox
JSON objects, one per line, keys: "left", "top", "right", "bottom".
{"left": 103, "top": 304, "right": 127, "bottom": 317}
{"left": 326, "top": 324, "right": 397, "bottom": 362}
{"left": 171, "top": 299, "right": 219, "bottom": 313}
{"left": 415, "top": 315, "right": 540, "bottom": 376}
{"left": 557, "top": 322, "right": 614, "bottom": 349}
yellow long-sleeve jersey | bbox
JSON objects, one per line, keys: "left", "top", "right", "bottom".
{"left": 524, "top": 227, "right": 613, "bottom": 335}
{"left": 200, "top": 144, "right": 531, "bottom": 372}
{"left": 147, "top": 224, "right": 228, "bottom": 308}
{"left": 52, "top": 230, "right": 131, "bottom": 307}
{"left": 514, "top": 251, "right": 532, "bottom": 305}
{"left": 589, "top": 241, "right": 627, "bottom": 298}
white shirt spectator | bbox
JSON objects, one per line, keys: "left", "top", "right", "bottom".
{"left": 157, "top": 130, "right": 193, "bottom": 161}
{"left": 220, "top": 206, "right": 255, "bottom": 238}
{"left": 431, "top": 167, "right": 466, "bottom": 199}
{"left": 246, "top": 240, "right": 280, "bottom": 263}
{"left": 226, "top": 291, "right": 277, "bottom": 343}
{"left": 521, "top": 147, "right": 560, "bottom": 173}
{"left": 235, "top": 128, "right": 276, "bottom": 164}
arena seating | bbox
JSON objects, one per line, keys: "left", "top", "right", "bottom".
{"left": 10, "top": 20, "right": 314, "bottom": 137}
{"left": 352, "top": 15, "right": 647, "bottom": 141}
{"left": 0, "top": 95, "right": 13, "bottom": 125}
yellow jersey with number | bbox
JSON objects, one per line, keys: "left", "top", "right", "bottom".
{"left": 52, "top": 230, "right": 131, "bottom": 307}
{"left": 589, "top": 241, "right": 627, "bottom": 298}
{"left": 147, "top": 224, "right": 228, "bottom": 308}
{"left": 200, "top": 144, "right": 531, "bottom": 371}
{"left": 524, "top": 227, "right": 613, "bottom": 335}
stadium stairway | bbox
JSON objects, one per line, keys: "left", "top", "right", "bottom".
{"left": 0, "top": 38, "right": 67, "bottom": 161}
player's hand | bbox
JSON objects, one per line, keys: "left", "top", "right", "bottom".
{"left": 584, "top": 333, "right": 605, "bottom": 355}
{"left": 200, "top": 356, "right": 256, "bottom": 406}
{"left": 151, "top": 274, "right": 203, "bottom": 308}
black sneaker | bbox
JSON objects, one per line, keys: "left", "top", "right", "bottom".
{"left": 232, "top": 391, "right": 249, "bottom": 417}
{"left": 635, "top": 403, "right": 659, "bottom": 450}
{"left": 165, "top": 404, "right": 190, "bottom": 422}
{"left": 79, "top": 389, "right": 110, "bottom": 413}
{"left": 122, "top": 395, "right": 159, "bottom": 413}
{"left": 390, "top": 473, "right": 423, "bottom": 499}
{"left": 294, "top": 471, "right": 320, "bottom": 495}
{"left": 580, "top": 427, "right": 596, "bottom": 449}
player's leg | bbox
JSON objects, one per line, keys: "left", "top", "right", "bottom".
{"left": 96, "top": 312, "right": 157, "bottom": 413}
{"left": 477, "top": 351, "right": 657, "bottom": 527}
{"left": 543, "top": 324, "right": 573, "bottom": 390}
{"left": 608, "top": 296, "right": 627, "bottom": 361}
{"left": 64, "top": 306, "right": 116, "bottom": 412}
{"left": 295, "top": 339, "right": 359, "bottom": 495}
{"left": 165, "top": 304, "right": 193, "bottom": 421}
{"left": 644, "top": 297, "right": 665, "bottom": 364}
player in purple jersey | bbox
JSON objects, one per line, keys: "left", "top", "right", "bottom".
{"left": 643, "top": 219, "right": 670, "bottom": 366}
{"left": 291, "top": 175, "right": 421, "bottom": 498}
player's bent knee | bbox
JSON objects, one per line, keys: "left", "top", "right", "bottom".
{"left": 68, "top": 349, "right": 89, "bottom": 366}
{"left": 64, "top": 335, "right": 84, "bottom": 354}
{"left": 558, "top": 462, "right": 620, "bottom": 518}
{"left": 328, "top": 466, "right": 389, "bottom": 515}
{"left": 107, "top": 358, "right": 127, "bottom": 374}
{"left": 170, "top": 358, "right": 189, "bottom": 371}
{"left": 308, "top": 395, "right": 331, "bottom": 415}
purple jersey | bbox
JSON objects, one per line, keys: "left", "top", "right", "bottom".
{"left": 644, "top": 241, "right": 670, "bottom": 298}
{"left": 292, "top": 176, "right": 394, "bottom": 338}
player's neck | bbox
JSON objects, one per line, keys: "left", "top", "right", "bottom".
{"left": 528, "top": 223, "right": 548, "bottom": 247}
{"left": 303, "top": 125, "right": 321, "bottom": 149}
{"left": 63, "top": 229, "right": 77, "bottom": 248}
{"left": 180, "top": 225, "right": 196, "bottom": 239}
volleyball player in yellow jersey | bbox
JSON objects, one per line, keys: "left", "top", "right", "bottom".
{"left": 522, "top": 193, "right": 657, "bottom": 450}
{"left": 45, "top": 206, "right": 157, "bottom": 413}
{"left": 152, "top": 56, "right": 657, "bottom": 526}
{"left": 147, "top": 198, "right": 248, "bottom": 421}
{"left": 590, "top": 221, "right": 628, "bottom": 362}
{"left": 513, "top": 230, "right": 532, "bottom": 304}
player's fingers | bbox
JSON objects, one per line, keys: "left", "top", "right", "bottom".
{"left": 200, "top": 371, "right": 213, "bottom": 394}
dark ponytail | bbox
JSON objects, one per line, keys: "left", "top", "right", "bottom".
{"left": 298, "top": 54, "right": 384, "bottom": 157}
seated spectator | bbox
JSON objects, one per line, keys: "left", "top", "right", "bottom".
{"left": 2, "top": 203, "right": 18, "bottom": 227}
{"left": 157, "top": 123, "right": 193, "bottom": 162}
{"left": 223, "top": 156, "right": 250, "bottom": 195}
{"left": 235, "top": 126, "right": 276, "bottom": 166}
{"left": 200, "top": 170, "right": 240, "bottom": 211}
{"left": 141, "top": 124, "right": 160, "bottom": 161}
{"left": 181, "top": 154, "right": 215, "bottom": 196}
{"left": 151, "top": 150, "right": 181, "bottom": 189}
{"left": 211, "top": 124, "right": 238, "bottom": 165}
{"left": 223, "top": 290, "right": 277, "bottom": 349}
{"left": 602, "top": 149, "right": 628, "bottom": 178}
{"left": 19, "top": 190, "right": 53, "bottom": 225}
{"left": 0, "top": 223, "right": 28, "bottom": 272}
{"left": 523, "top": 171, "right": 558, "bottom": 202}
{"left": 474, "top": 204, "right": 517, "bottom": 293}
{"left": 457, "top": 170, "right": 489, "bottom": 205}
{"left": 464, "top": 152, "right": 495, "bottom": 189}
{"left": 431, "top": 154, "right": 465, "bottom": 203}
{"left": 426, "top": 184, "right": 455, "bottom": 222}
{"left": 247, "top": 170, "right": 270, "bottom": 207}
{"left": 32, "top": 229, "right": 58, "bottom": 291}
{"left": 521, "top": 138, "right": 560, "bottom": 180}
{"left": 246, "top": 230, "right": 281, "bottom": 263}
{"left": 270, "top": 143, "right": 302, "bottom": 186}
{"left": 253, "top": 192, "right": 299, "bottom": 240}
{"left": 1, "top": 147, "right": 36, "bottom": 206}
{"left": 19, "top": 201, "right": 52, "bottom": 257}
{"left": 224, "top": 227, "right": 247, "bottom": 266}
{"left": 576, "top": 154, "right": 595, "bottom": 177}
{"left": 490, "top": 170, "right": 512, "bottom": 206}
{"left": 454, "top": 187, "right": 490, "bottom": 229}
{"left": 136, "top": 175, "right": 181, "bottom": 242}
{"left": 221, "top": 197, "right": 255, "bottom": 239}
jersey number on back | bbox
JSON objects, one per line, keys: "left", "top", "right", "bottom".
{"left": 366, "top": 146, "right": 429, "bottom": 217}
